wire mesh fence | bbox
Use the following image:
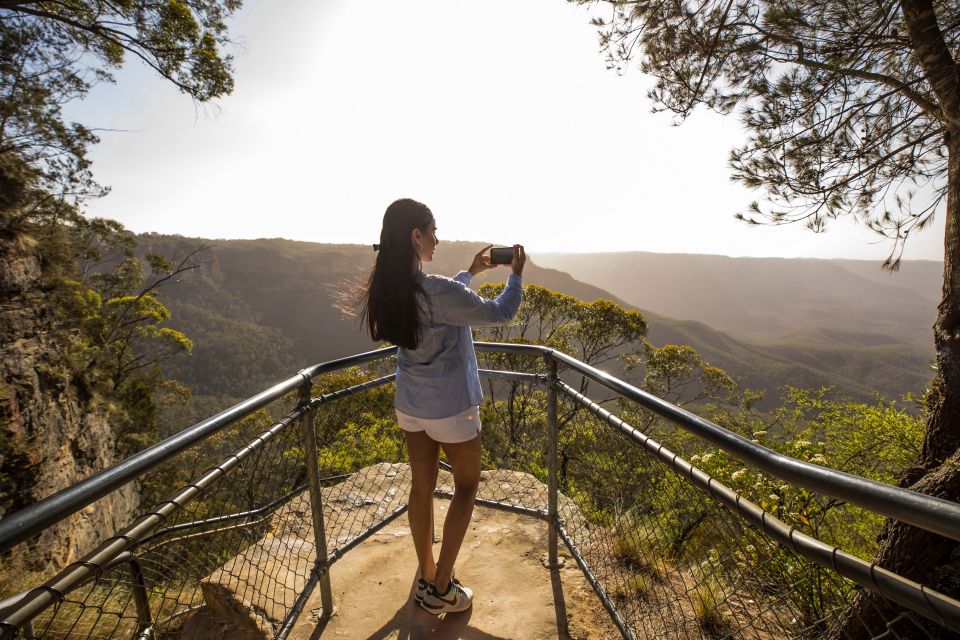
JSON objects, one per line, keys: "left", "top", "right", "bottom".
{"left": 0, "top": 365, "right": 408, "bottom": 640}
{"left": 550, "top": 376, "right": 958, "bottom": 640}
{"left": 553, "top": 381, "right": 836, "bottom": 639}
{"left": 1, "top": 346, "right": 959, "bottom": 640}
{"left": 6, "top": 389, "right": 308, "bottom": 640}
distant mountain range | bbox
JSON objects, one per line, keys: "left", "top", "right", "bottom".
{"left": 536, "top": 252, "right": 939, "bottom": 352}
{"left": 138, "top": 236, "right": 934, "bottom": 421}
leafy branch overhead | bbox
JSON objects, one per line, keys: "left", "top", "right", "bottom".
{"left": 577, "top": 0, "right": 958, "bottom": 267}
{"left": 0, "top": 0, "right": 240, "bottom": 204}
{"left": 1, "top": 0, "right": 238, "bottom": 98}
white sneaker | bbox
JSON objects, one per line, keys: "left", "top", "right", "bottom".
{"left": 414, "top": 568, "right": 453, "bottom": 604}
{"left": 414, "top": 571, "right": 428, "bottom": 604}
{"left": 420, "top": 577, "right": 473, "bottom": 614}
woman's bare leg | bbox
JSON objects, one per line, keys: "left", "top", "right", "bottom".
{"left": 434, "top": 435, "right": 481, "bottom": 591}
{"left": 404, "top": 430, "right": 440, "bottom": 582}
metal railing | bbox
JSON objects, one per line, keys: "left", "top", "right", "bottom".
{"left": 0, "top": 343, "right": 957, "bottom": 639}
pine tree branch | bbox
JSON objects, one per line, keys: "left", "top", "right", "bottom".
{"left": 0, "top": 0, "right": 46, "bottom": 9}
{"left": 734, "top": 19, "right": 943, "bottom": 118}
{"left": 794, "top": 43, "right": 941, "bottom": 118}
{"left": 687, "top": 0, "right": 737, "bottom": 111}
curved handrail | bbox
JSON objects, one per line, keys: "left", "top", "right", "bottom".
{"left": 538, "top": 345, "right": 960, "bottom": 542}
{"left": 556, "top": 379, "right": 960, "bottom": 631}
{"left": 2, "top": 340, "right": 958, "bottom": 556}
{"left": 0, "top": 346, "right": 398, "bottom": 554}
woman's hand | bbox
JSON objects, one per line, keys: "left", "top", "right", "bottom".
{"left": 468, "top": 244, "right": 496, "bottom": 276}
{"left": 511, "top": 244, "right": 526, "bottom": 276}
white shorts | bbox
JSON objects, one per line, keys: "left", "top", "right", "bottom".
{"left": 395, "top": 405, "right": 482, "bottom": 444}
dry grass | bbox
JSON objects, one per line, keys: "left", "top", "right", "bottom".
{"left": 610, "top": 525, "right": 671, "bottom": 580}
{"left": 693, "top": 579, "right": 731, "bottom": 638}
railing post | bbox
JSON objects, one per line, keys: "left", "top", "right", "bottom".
{"left": 546, "top": 355, "right": 559, "bottom": 569}
{"left": 123, "top": 553, "right": 152, "bottom": 637}
{"left": 299, "top": 377, "right": 334, "bottom": 619}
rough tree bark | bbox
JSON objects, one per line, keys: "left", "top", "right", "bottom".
{"left": 830, "top": 3, "right": 960, "bottom": 636}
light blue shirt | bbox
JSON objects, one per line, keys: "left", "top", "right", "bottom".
{"left": 395, "top": 270, "right": 523, "bottom": 419}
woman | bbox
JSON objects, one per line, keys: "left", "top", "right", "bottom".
{"left": 362, "top": 198, "right": 525, "bottom": 614}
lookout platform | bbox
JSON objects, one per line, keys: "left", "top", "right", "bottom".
{"left": 4, "top": 344, "right": 960, "bottom": 640}
{"left": 180, "top": 503, "right": 617, "bottom": 640}
{"left": 179, "top": 465, "right": 617, "bottom": 640}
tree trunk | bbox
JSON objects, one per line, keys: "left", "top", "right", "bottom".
{"left": 827, "top": 130, "right": 960, "bottom": 640}
{"left": 825, "top": 3, "right": 960, "bottom": 636}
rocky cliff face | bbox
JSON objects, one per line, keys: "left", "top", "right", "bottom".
{"left": 0, "top": 236, "right": 138, "bottom": 571}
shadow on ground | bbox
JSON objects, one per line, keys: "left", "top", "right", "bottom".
{"left": 289, "top": 503, "right": 615, "bottom": 640}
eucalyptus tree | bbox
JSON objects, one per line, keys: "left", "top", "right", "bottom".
{"left": 474, "top": 283, "right": 648, "bottom": 471}
{"left": 573, "top": 0, "right": 960, "bottom": 634}
{"left": 0, "top": 0, "right": 240, "bottom": 414}
{"left": 0, "top": 1, "right": 240, "bottom": 548}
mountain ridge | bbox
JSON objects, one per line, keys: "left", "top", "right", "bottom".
{"left": 536, "top": 251, "right": 938, "bottom": 352}
{"left": 137, "top": 235, "right": 931, "bottom": 417}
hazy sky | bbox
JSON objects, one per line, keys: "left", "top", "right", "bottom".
{"left": 66, "top": 0, "right": 945, "bottom": 262}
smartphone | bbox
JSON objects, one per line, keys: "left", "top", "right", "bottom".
{"left": 490, "top": 247, "right": 514, "bottom": 265}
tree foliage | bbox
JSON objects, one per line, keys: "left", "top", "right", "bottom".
{"left": 627, "top": 343, "right": 743, "bottom": 408}
{"left": 37, "top": 214, "right": 198, "bottom": 454}
{"left": 473, "top": 284, "right": 648, "bottom": 470}
{"left": 576, "top": 0, "right": 956, "bottom": 267}
{"left": 576, "top": 3, "right": 960, "bottom": 631}
{"left": 65, "top": 226, "right": 194, "bottom": 379}
{"left": 476, "top": 283, "right": 647, "bottom": 366}
{"left": 0, "top": 0, "right": 240, "bottom": 206}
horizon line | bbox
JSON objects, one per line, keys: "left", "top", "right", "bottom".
{"left": 134, "top": 231, "right": 944, "bottom": 264}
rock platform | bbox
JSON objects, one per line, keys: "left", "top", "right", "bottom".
{"left": 180, "top": 463, "right": 619, "bottom": 639}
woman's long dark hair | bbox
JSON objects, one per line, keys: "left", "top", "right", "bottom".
{"left": 362, "top": 198, "right": 434, "bottom": 349}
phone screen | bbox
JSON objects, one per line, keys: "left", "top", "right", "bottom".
{"left": 490, "top": 247, "right": 514, "bottom": 264}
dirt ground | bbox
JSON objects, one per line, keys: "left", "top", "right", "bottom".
{"left": 178, "top": 463, "right": 802, "bottom": 640}
{"left": 285, "top": 501, "right": 621, "bottom": 640}
{"left": 181, "top": 465, "right": 623, "bottom": 639}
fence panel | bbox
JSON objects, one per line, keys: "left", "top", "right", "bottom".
{"left": 555, "top": 376, "right": 954, "bottom": 639}
{"left": 2, "top": 346, "right": 958, "bottom": 640}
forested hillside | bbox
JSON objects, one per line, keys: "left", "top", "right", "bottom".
{"left": 137, "top": 235, "right": 932, "bottom": 433}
